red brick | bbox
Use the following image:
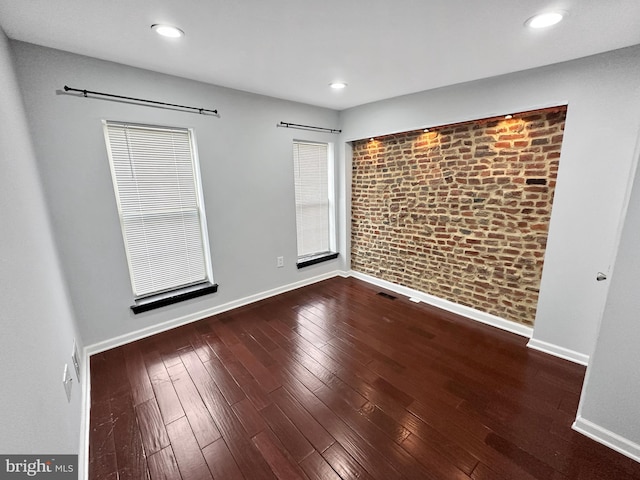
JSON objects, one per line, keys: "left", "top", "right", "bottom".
{"left": 350, "top": 107, "right": 566, "bottom": 326}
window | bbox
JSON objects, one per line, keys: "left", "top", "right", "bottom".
{"left": 103, "top": 122, "right": 215, "bottom": 312}
{"left": 293, "top": 141, "right": 338, "bottom": 268}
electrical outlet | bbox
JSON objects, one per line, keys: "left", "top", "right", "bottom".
{"left": 71, "top": 340, "right": 80, "bottom": 381}
{"left": 62, "top": 364, "right": 73, "bottom": 403}
{"left": 277, "top": 256, "right": 284, "bottom": 268}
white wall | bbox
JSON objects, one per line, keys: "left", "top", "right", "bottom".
{"left": 0, "top": 30, "right": 82, "bottom": 453}
{"left": 339, "top": 45, "right": 640, "bottom": 361}
{"left": 574, "top": 131, "right": 640, "bottom": 460}
{"left": 11, "top": 41, "right": 343, "bottom": 349}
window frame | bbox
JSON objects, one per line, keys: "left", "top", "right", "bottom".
{"left": 103, "top": 120, "right": 216, "bottom": 312}
{"left": 292, "top": 139, "right": 339, "bottom": 268}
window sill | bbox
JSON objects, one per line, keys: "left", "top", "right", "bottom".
{"left": 296, "top": 251, "right": 339, "bottom": 269}
{"left": 130, "top": 282, "right": 218, "bottom": 314}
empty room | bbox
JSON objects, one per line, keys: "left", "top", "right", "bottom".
{"left": 2, "top": 1, "right": 640, "bottom": 479}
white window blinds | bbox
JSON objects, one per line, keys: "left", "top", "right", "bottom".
{"left": 104, "top": 122, "right": 211, "bottom": 297}
{"left": 293, "top": 141, "right": 330, "bottom": 257}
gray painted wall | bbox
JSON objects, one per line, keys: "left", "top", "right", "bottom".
{"left": 11, "top": 41, "right": 342, "bottom": 348}
{"left": 577, "top": 135, "right": 640, "bottom": 452}
{"left": 0, "top": 30, "right": 81, "bottom": 453}
{"left": 339, "top": 45, "right": 640, "bottom": 361}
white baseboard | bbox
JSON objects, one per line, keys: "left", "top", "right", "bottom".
{"left": 573, "top": 416, "right": 640, "bottom": 463}
{"left": 85, "top": 270, "right": 348, "bottom": 356}
{"left": 350, "top": 271, "right": 592, "bottom": 366}
{"left": 527, "top": 338, "right": 589, "bottom": 365}
{"left": 349, "top": 270, "right": 534, "bottom": 338}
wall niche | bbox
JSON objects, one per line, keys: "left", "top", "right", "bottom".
{"left": 351, "top": 106, "right": 566, "bottom": 326}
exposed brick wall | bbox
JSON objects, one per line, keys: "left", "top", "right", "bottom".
{"left": 350, "top": 107, "right": 566, "bottom": 326}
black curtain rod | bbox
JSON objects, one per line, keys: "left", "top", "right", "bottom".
{"left": 278, "top": 121, "right": 341, "bottom": 134}
{"left": 63, "top": 85, "right": 218, "bottom": 115}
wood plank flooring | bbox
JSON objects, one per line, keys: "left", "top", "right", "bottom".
{"left": 88, "top": 277, "right": 640, "bottom": 479}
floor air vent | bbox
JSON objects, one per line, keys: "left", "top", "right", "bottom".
{"left": 377, "top": 292, "right": 397, "bottom": 300}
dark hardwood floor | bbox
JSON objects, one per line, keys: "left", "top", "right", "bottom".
{"left": 89, "top": 276, "right": 640, "bottom": 479}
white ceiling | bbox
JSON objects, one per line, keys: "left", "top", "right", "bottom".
{"left": 1, "top": 0, "right": 639, "bottom": 110}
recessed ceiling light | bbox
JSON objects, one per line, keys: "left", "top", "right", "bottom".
{"left": 525, "top": 12, "right": 564, "bottom": 29}
{"left": 330, "top": 82, "right": 347, "bottom": 90}
{"left": 151, "top": 24, "right": 185, "bottom": 38}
